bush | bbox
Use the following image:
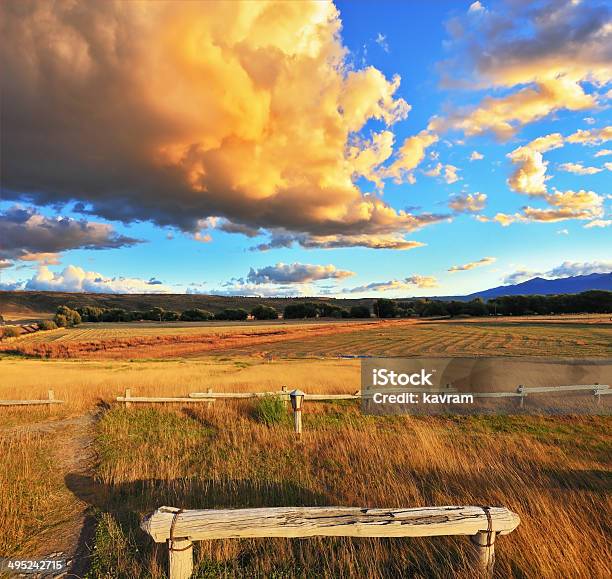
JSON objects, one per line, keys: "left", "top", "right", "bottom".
{"left": 252, "top": 395, "right": 287, "bottom": 426}
{"left": 251, "top": 305, "right": 278, "bottom": 320}
{"left": 1, "top": 326, "right": 21, "bottom": 338}
{"left": 101, "top": 308, "right": 130, "bottom": 322}
{"left": 350, "top": 305, "right": 371, "bottom": 318}
{"left": 180, "top": 309, "right": 214, "bottom": 321}
{"left": 54, "top": 305, "right": 81, "bottom": 327}
{"left": 161, "top": 310, "right": 180, "bottom": 321}
{"left": 54, "top": 314, "right": 68, "bottom": 328}
{"left": 215, "top": 308, "right": 248, "bottom": 321}
{"left": 38, "top": 320, "right": 58, "bottom": 331}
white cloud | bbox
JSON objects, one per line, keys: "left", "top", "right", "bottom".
{"left": 584, "top": 219, "right": 611, "bottom": 228}
{"left": 469, "top": 151, "right": 484, "bottom": 161}
{"left": 444, "top": 164, "right": 460, "bottom": 184}
{"left": 246, "top": 263, "right": 354, "bottom": 284}
{"left": 594, "top": 149, "right": 612, "bottom": 157}
{"left": 448, "top": 193, "right": 487, "bottom": 213}
{"left": 558, "top": 162, "right": 603, "bottom": 175}
{"left": 23, "top": 265, "right": 173, "bottom": 294}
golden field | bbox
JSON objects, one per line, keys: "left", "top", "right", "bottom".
{"left": 0, "top": 317, "right": 610, "bottom": 578}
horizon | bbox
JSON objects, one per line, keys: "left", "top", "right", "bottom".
{"left": 1, "top": 0, "right": 611, "bottom": 298}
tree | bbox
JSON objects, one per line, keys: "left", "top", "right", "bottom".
{"left": 180, "top": 309, "right": 214, "bottom": 321}
{"left": 76, "top": 306, "right": 104, "bottom": 322}
{"left": 215, "top": 308, "right": 248, "bottom": 321}
{"left": 283, "top": 302, "right": 320, "bottom": 319}
{"left": 54, "top": 305, "right": 81, "bottom": 327}
{"left": 251, "top": 305, "right": 278, "bottom": 320}
{"left": 350, "top": 305, "right": 371, "bottom": 318}
{"left": 38, "top": 320, "right": 58, "bottom": 331}
{"left": 374, "top": 298, "right": 397, "bottom": 318}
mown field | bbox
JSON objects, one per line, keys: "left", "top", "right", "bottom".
{"left": 0, "top": 318, "right": 610, "bottom": 578}
{"left": 2, "top": 316, "right": 611, "bottom": 359}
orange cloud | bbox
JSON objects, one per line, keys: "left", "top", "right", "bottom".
{"left": 1, "top": 1, "right": 449, "bottom": 249}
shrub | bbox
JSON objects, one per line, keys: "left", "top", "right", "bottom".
{"left": 252, "top": 395, "right": 287, "bottom": 426}
{"left": 54, "top": 305, "right": 81, "bottom": 327}
{"left": 251, "top": 305, "right": 278, "bottom": 320}
{"left": 180, "top": 309, "right": 214, "bottom": 321}
{"left": 38, "top": 320, "right": 58, "bottom": 331}
{"left": 161, "top": 310, "right": 180, "bottom": 321}
{"left": 350, "top": 305, "right": 371, "bottom": 318}
{"left": 1, "top": 326, "right": 21, "bottom": 338}
{"left": 54, "top": 314, "right": 68, "bottom": 328}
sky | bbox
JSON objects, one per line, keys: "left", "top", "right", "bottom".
{"left": 0, "top": 0, "right": 611, "bottom": 298}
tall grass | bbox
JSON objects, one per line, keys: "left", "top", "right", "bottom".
{"left": 83, "top": 405, "right": 611, "bottom": 578}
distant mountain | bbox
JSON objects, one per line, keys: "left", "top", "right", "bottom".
{"left": 463, "top": 272, "right": 612, "bottom": 300}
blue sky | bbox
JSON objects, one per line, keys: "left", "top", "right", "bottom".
{"left": 1, "top": 0, "right": 610, "bottom": 297}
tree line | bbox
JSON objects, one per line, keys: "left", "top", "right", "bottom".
{"left": 20, "top": 289, "right": 611, "bottom": 331}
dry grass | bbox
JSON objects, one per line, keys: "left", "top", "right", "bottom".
{"left": 86, "top": 405, "right": 611, "bottom": 578}
{"left": 2, "top": 317, "right": 610, "bottom": 359}
{"left": 0, "top": 432, "right": 78, "bottom": 558}
{"left": 0, "top": 319, "right": 610, "bottom": 577}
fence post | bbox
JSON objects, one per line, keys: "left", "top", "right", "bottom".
{"left": 470, "top": 531, "right": 496, "bottom": 577}
{"left": 168, "top": 538, "right": 193, "bottom": 579}
{"left": 207, "top": 388, "right": 213, "bottom": 409}
{"left": 125, "top": 389, "right": 131, "bottom": 408}
{"left": 48, "top": 390, "right": 55, "bottom": 414}
{"left": 281, "top": 386, "right": 289, "bottom": 410}
{"left": 517, "top": 385, "right": 525, "bottom": 409}
{"left": 290, "top": 389, "right": 304, "bottom": 435}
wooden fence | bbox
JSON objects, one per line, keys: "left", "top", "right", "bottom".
{"left": 116, "top": 384, "right": 609, "bottom": 434}
{"left": 0, "top": 390, "right": 63, "bottom": 407}
{"left": 141, "top": 504, "right": 520, "bottom": 579}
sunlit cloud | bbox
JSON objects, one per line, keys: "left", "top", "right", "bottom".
{"left": 345, "top": 275, "right": 439, "bottom": 293}
{"left": 448, "top": 193, "right": 487, "bottom": 213}
{"left": 448, "top": 256, "right": 496, "bottom": 272}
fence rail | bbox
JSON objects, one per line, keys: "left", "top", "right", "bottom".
{"left": 141, "top": 504, "right": 520, "bottom": 579}
{"left": 116, "top": 384, "right": 609, "bottom": 433}
{"left": 0, "top": 390, "right": 63, "bottom": 407}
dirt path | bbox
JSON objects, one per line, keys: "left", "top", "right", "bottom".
{"left": 2, "top": 413, "right": 97, "bottom": 578}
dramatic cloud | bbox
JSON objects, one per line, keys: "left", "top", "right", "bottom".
{"left": 0, "top": 206, "right": 141, "bottom": 265}
{"left": 22, "top": 266, "right": 173, "bottom": 294}
{"left": 448, "top": 193, "right": 487, "bottom": 213}
{"left": 0, "top": 1, "right": 456, "bottom": 250}
{"left": 504, "top": 260, "right": 612, "bottom": 284}
{"left": 558, "top": 162, "right": 603, "bottom": 175}
{"left": 448, "top": 257, "right": 496, "bottom": 272}
{"left": 346, "top": 275, "right": 439, "bottom": 293}
{"left": 246, "top": 262, "right": 354, "bottom": 284}
{"left": 434, "top": 1, "right": 610, "bottom": 138}
{"left": 507, "top": 133, "right": 564, "bottom": 195}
